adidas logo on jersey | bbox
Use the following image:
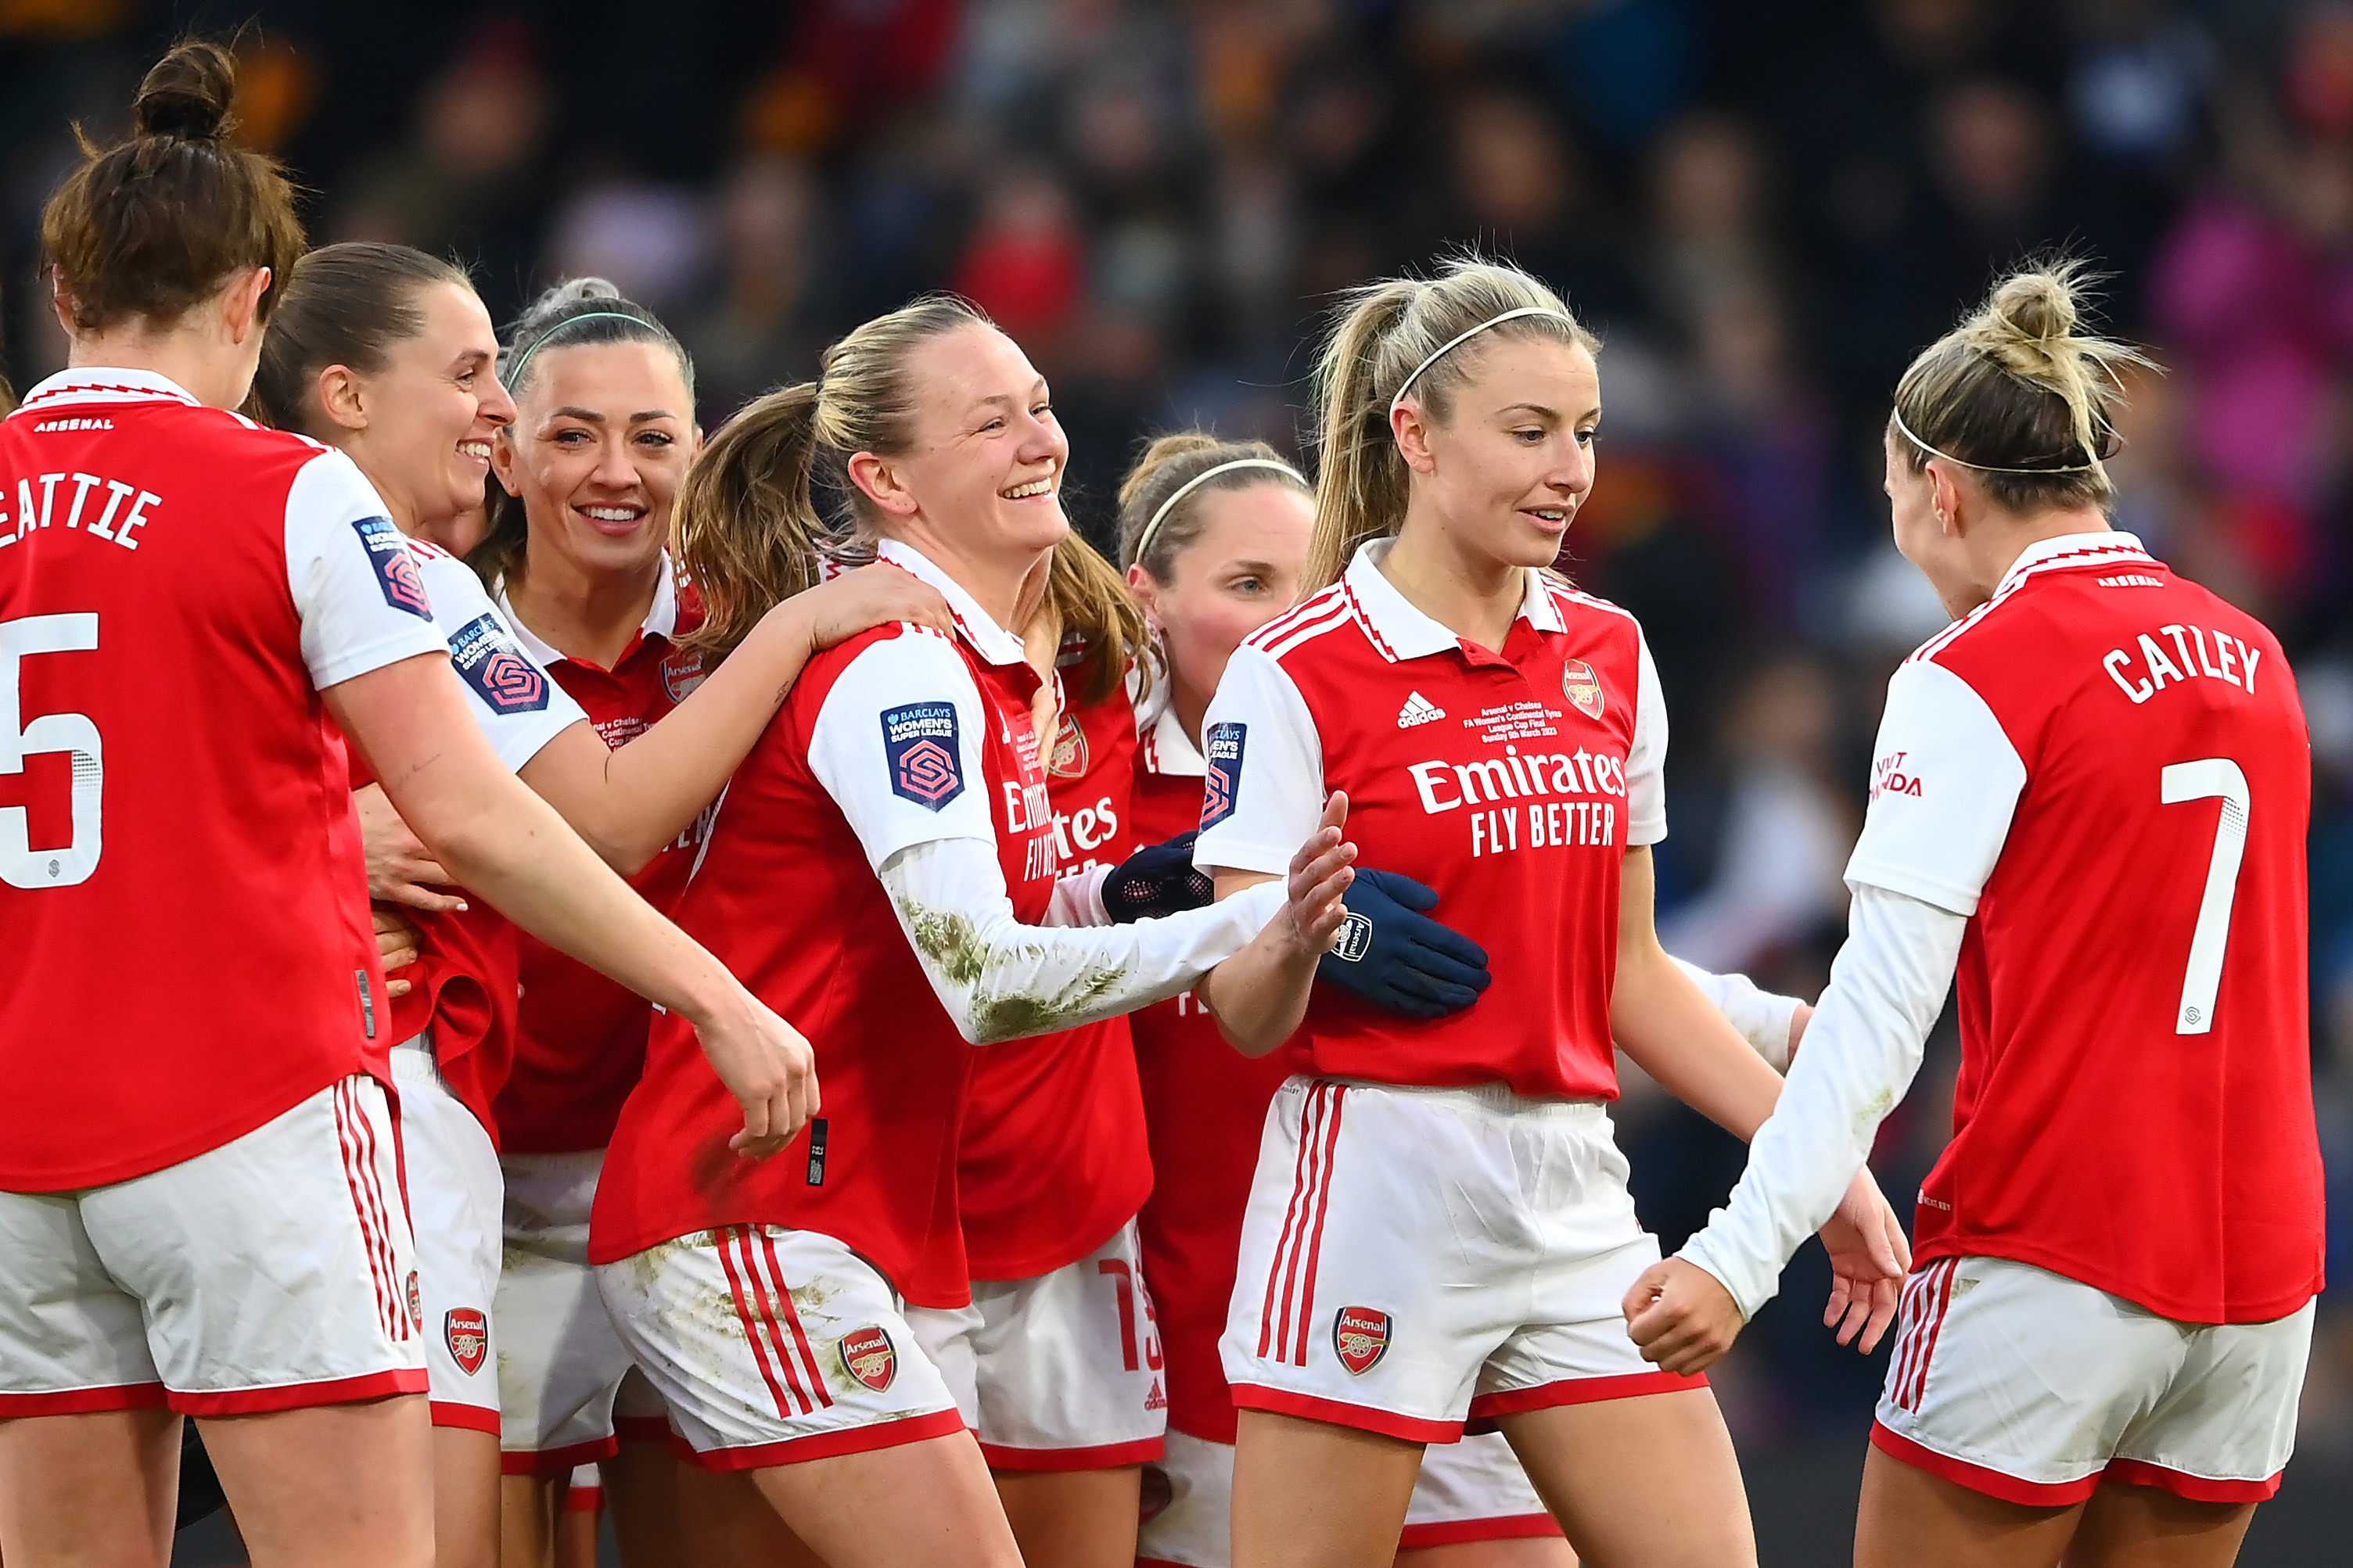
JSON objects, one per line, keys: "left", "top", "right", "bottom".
{"left": 1397, "top": 691, "right": 1446, "bottom": 727}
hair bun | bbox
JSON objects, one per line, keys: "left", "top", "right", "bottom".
{"left": 1988, "top": 268, "right": 2077, "bottom": 346}
{"left": 133, "top": 40, "right": 238, "bottom": 142}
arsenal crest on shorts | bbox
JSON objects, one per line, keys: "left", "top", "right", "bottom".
{"left": 1331, "top": 1306, "right": 1390, "bottom": 1375}
{"left": 405, "top": 1271, "right": 425, "bottom": 1332}
{"left": 444, "top": 1308, "right": 489, "bottom": 1376}
{"left": 1561, "top": 659, "right": 1605, "bottom": 720}
{"left": 839, "top": 1326, "right": 898, "bottom": 1392}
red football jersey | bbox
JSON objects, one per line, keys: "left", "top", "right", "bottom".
{"left": 494, "top": 565, "right": 709, "bottom": 1154}
{"left": 1127, "top": 699, "right": 1304, "bottom": 1442}
{"left": 1852, "top": 533, "right": 2322, "bottom": 1322}
{"left": 958, "top": 661, "right": 1152, "bottom": 1280}
{"left": 1194, "top": 541, "right": 1668, "bottom": 1098}
{"left": 351, "top": 540, "right": 583, "bottom": 1136}
{"left": 590, "top": 544, "right": 1058, "bottom": 1309}
{"left": 0, "top": 369, "right": 446, "bottom": 1189}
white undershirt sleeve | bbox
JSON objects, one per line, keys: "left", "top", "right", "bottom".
{"left": 1672, "top": 957, "right": 1805, "bottom": 1072}
{"left": 1675, "top": 884, "right": 1966, "bottom": 1318}
{"left": 878, "top": 838, "right": 1284, "bottom": 1044}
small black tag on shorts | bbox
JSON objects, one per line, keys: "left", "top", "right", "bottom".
{"left": 806, "top": 1118, "right": 828, "bottom": 1186}
{"left": 356, "top": 970, "right": 376, "bottom": 1039}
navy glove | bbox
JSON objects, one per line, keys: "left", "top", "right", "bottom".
{"left": 1103, "top": 831, "right": 1216, "bottom": 923}
{"left": 1318, "top": 868, "right": 1491, "bottom": 1020}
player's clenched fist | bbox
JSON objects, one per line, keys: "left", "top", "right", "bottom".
{"left": 693, "top": 989, "right": 821, "bottom": 1158}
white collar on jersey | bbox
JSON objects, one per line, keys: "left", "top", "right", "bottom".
{"left": 14, "top": 366, "right": 200, "bottom": 411}
{"left": 874, "top": 536, "right": 1029, "bottom": 667}
{"left": 1130, "top": 659, "right": 1206, "bottom": 777}
{"left": 495, "top": 550, "right": 682, "bottom": 668}
{"left": 1993, "top": 530, "right": 2152, "bottom": 596}
{"left": 1341, "top": 537, "right": 1568, "bottom": 662}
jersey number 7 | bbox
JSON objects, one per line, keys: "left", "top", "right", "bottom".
{"left": 1, "top": 612, "right": 102, "bottom": 889}
{"left": 2159, "top": 758, "right": 2247, "bottom": 1037}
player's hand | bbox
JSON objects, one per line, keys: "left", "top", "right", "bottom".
{"left": 1279, "top": 793, "right": 1357, "bottom": 960}
{"left": 356, "top": 782, "right": 466, "bottom": 913}
{"left": 1103, "top": 831, "right": 1215, "bottom": 922}
{"left": 1623, "top": 1257, "right": 1744, "bottom": 1375}
{"left": 372, "top": 904, "right": 422, "bottom": 1000}
{"left": 693, "top": 989, "right": 821, "bottom": 1159}
{"left": 796, "top": 562, "right": 954, "bottom": 649}
{"left": 1817, "top": 1168, "right": 1909, "bottom": 1355}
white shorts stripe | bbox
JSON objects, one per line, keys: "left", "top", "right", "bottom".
{"left": 1259, "top": 1082, "right": 1345, "bottom": 1366}
{"left": 331, "top": 1082, "right": 398, "bottom": 1342}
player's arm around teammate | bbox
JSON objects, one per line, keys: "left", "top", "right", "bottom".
{"left": 1627, "top": 267, "right": 2323, "bottom": 1568}
{"left": 0, "top": 43, "right": 806, "bottom": 1568}
{"left": 1191, "top": 260, "right": 1906, "bottom": 1568}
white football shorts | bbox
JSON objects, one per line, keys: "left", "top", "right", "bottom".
{"left": 907, "top": 1218, "right": 1168, "bottom": 1469}
{"left": 494, "top": 1147, "right": 645, "bottom": 1473}
{"left": 0, "top": 1075, "right": 426, "bottom": 1415}
{"left": 1874, "top": 1254, "right": 2313, "bottom": 1505}
{"left": 595, "top": 1225, "right": 965, "bottom": 1470}
{"left": 1136, "top": 1426, "right": 1562, "bottom": 1566}
{"left": 1223, "top": 1078, "right": 1704, "bottom": 1442}
{"left": 392, "top": 1035, "right": 503, "bottom": 1433}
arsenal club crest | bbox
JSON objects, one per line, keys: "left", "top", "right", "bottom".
{"left": 662, "top": 651, "right": 706, "bottom": 704}
{"left": 839, "top": 1326, "right": 898, "bottom": 1392}
{"left": 1332, "top": 1306, "right": 1391, "bottom": 1376}
{"left": 1047, "top": 708, "right": 1089, "bottom": 778}
{"left": 1561, "top": 658, "right": 1605, "bottom": 720}
{"left": 445, "top": 1308, "right": 489, "bottom": 1376}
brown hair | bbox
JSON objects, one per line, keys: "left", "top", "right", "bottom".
{"left": 1306, "top": 257, "right": 1598, "bottom": 590}
{"left": 248, "top": 242, "right": 474, "bottom": 435}
{"left": 40, "top": 41, "right": 307, "bottom": 334}
{"left": 1889, "top": 261, "right": 2152, "bottom": 514}
{"left": 1117, "top": 432, "right": 1310, "bottom": 581}
{"left": 673, "top": 296, "right": 990, "bottom": 663}
{"left": 472, "top": 277, "right": 694, "bottom": 590}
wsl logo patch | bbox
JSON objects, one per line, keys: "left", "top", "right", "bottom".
{"left": 1332, "top": 1306, "right": 1390, "bottom": 1375}
{"left": 839, "top": 1326, "right": 898, "bottom": 1392}
{"left": 444, "top": 1308, "right": 489, "bottom": 1376}
{"left": 448, "top": 615, "right": 550, "bottom": 712}
{"left": 353, "top": 517, "right": 433, "bottom": 619}
{"left": 882, "top": 702, "right": 965, "bottom": 810}
{"left": 1202, "top": 723, "right": 1246, "bottom": 828}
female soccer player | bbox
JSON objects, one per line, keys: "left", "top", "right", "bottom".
{"left": 1628, "top": 266, "right": 2325, "bottom": 1568}
{"left": 0, "top": 42, "right": 813, "bottom": 1568}
{"left": 586, "top": 296, "right": 1384, "bottom": 1568}
{"left": 1191, "top": 258, "right": 1906, "bottom": 1568}
{"left": 1119, "top": 433, "right": 1810, "bottom": 1568}
{"left": 252, "top": 254, "right": 944, "bottom": 1568}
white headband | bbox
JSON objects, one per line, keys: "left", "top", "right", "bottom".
{"left": 1890, "top": 407, "right": 2106, "bottom": 475}
{"left": 1133, "top": 457, "right": 1306, "bottom": 565}
{"left": 1389, "top": 306, "right": 1579, "bottom": 414}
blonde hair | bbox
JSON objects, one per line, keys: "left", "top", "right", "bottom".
{"left": 1117, "top": 432, "right": 1310, "bottom": 579}
{"left": 1305, "top": 257, "right": 1598, "bottom": 590}
{"left": 1890, "top": 261, "right": 2153, "bottom": 513}
{"left": 1043, "top": 533, "right": 1155, "bottom": 708}
{"left": 674, "top": 296, "right": 990, "bottom": 662}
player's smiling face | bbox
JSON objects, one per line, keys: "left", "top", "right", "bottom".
{"left": 338, "top": 281, "right": 514, "bottom": 531}
{"left": 1130, "top": 482, "right": 1313, "bottom": 706}
{"left": 1404, "top": 335, "right": 1600, "bottom": 572}
{"left": 494, "top": 340, "right": 699, "bottom": 583}
{"left": 871, "top": 324, "right": 1071, "bottom": 568}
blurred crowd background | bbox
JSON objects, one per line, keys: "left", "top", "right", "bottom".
{"left": 5, "top": 0, "right": 2351, "bottom": 1477}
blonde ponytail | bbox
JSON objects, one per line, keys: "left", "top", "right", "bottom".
{"left": 1044, "top": 534, "right": 1155, "bottom": 708}
{"left": 1890, "top": 260, "right": 2154, "bottom": 512}
{"left": 1303, "top": 258, "right": 1597, "bottom": 590}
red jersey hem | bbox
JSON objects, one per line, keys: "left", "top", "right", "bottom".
{"left": 171, "top": 1367, "right": 427, "bottom": 1416}
{"left": 501, "top": 1437, "right": 620, "bottom": 1476}
{"left": 2101, "top": 1456, "right": 2281, "bottom": 1503}
{"left": 430, "top": 1400, "right": 503, "bottom": 1434}
{"left": 684, "top": 1407, "right": 969, "bottom": 1471}
{"left": 1228, "top": 1383, "right": 1464, "bottom": 1444}
{"left": 0, "top": 1382, "right": 169, "bottom": 1416}
{"left": 1870, "top": 1423, "right": 2101, "bottom": 1505}
{"left": 967, "top": 1203, "right": 1149, "bottom": 1286}
{"left": 1396, "top": 1513, "right": 1565, "bottom": 1548}
{"left": 979, "top": 1435, "right": 1164, "bottom": 1470}
{"left": 1909, "top": 1237, "right": 2322, "bottom": 1326}
{"left": 1, "top": 1061, "right": 363, "bottom": 1193}
{"left": 1464, "top": 1369, "right": 1707, "bottom": 1426}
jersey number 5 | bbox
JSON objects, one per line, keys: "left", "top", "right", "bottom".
{"left": 2159, "top": 759, "right": 2247, "bottom": 1036}
{"left": 2, "top": 612, "right": 102, "bottom": 889}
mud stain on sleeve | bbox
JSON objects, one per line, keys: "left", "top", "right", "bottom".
{"left": 898, "top": 898, "right": 1134, "bottom": 1043}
